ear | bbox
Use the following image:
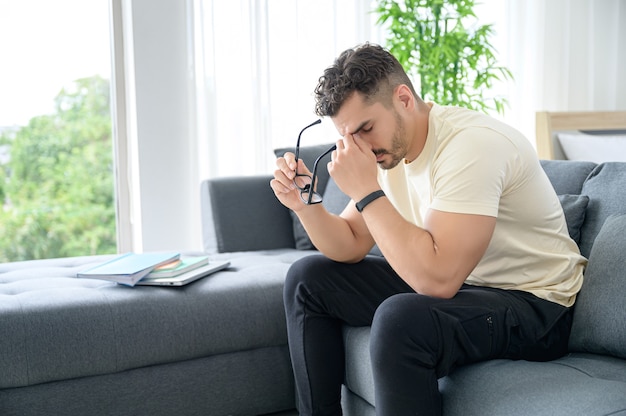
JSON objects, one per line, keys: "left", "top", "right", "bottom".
{"left": 395, "top": 84, "right": 414, "bottom": 111}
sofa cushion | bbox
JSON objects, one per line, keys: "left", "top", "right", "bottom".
{"left": 342, "top": 324, "right": 626, "bottom": 415}
{"left": 290, "top": 215, "right": 315, "bottom": 250}
{"left": 323, "top": 177, "right": 352, "bottom": 215}
{"left": 578, "top": 162, "right": 626, "bottom": 257}
{"left": 0, "top": 250, "right": 311, "bottom": 389}
{"left": 201, "top": 175, "right": 295, "bottom": 253}
{"left": 540, "top": 160, "right": 596, "bottom": 195}
{"left": 343, "top": 326, "right": 375, "bottom": 407}
{"left": 439, "top": 354, "right": 626, "bottom": 416}
{"left": 569, "top": 214, "right": 626, "bottom": 359}
{"left": 558, "top": 194, "right": 589, "bottom": 245}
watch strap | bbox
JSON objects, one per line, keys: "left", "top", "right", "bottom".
{"left": 355, "top": 190, "right": 386, "bottom": 213}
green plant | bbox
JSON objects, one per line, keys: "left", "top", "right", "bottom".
{"left": 375, "top": 0, "right": 513, "bottom": 114}
{"left": 0, "top": 75, "right": 116, "bottom": 262}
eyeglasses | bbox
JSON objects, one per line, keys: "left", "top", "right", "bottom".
{"left": 294, "top": 119, "right": 337, "bottom": 205}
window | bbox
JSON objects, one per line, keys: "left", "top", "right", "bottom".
{"left": 0, "top": 0, "right": 115, "bottom": 261}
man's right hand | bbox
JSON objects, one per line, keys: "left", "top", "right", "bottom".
{"left": 271, "top": 151, "right": 376, "bottom": 263}
{"left": 270, "top": 152, "right": 312, "bottom": 212}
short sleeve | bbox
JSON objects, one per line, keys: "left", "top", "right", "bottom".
{"left": 430, "top": 127, "right": 521, "bottom": 217}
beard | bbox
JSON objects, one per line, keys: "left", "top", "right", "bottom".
{"left": 373, "top": 111, "right": 409, "bottom": 170}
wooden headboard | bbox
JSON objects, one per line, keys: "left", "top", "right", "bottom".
{"left": 535, "top": 111, "right": 626, "bottom": 159}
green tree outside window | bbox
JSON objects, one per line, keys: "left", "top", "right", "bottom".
{"left": 0, "top": 75, "right": 116, "bottom": 262}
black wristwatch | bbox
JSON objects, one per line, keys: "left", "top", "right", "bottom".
{"left": 355, "top": 190, "right": 386, "bottom": 213}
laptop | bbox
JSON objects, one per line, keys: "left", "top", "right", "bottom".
{"left": 136, "top": 260, "right": 231, "bottom": 286}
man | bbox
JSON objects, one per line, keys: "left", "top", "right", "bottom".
{"left": 270, "top": 43, "right": 585, "bottom": 416}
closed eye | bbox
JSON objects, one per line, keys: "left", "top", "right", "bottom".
{"left": 350, "top": 120, "right": 373, "bottom": 136}
{"left": 354, "top": 126, "right": 372, "bottom": 140}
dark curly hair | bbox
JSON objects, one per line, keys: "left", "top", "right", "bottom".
{"left": 314, "top": 43, "right": 417, "bottom": 117}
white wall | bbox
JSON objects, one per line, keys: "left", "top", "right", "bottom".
{"left": 127, "top": 0, "right": 202, "bottom": 253}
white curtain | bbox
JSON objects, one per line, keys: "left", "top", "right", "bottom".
{"left": 493, "top": 0, "right": 626, "bottom": 140}
{"left": 192, "top": 0, "right": 626, "bottom": 179}
{"left": 193, "top": 0, "right": 384, "bottom": 179}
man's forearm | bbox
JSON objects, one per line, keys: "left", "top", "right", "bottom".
{"left": 359, "top": 196, "right": 494, "bottom": 299}
{"left": 295, "top": 205, "right": 371, "bottom": 263}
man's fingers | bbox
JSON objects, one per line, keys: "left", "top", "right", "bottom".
{"left": 273, "top": 165, "right": 296, "bottom": 189}
{"left": 270, "top": 177, "right": 294, "bottom": 194}
{"left": 283, "top": 152, "right": 298, "bottom": 171}
{"left": 342, "top": 133, "right": 364, "bottom": 153}
{"left": 336, "top": 137, "right": 346, "bottom": 150}
{"left": 281, "top": 152, "right": 313, "bottom": 176}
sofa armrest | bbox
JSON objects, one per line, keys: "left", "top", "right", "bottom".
{"left": 200, "top": 175, "right": 296, "bottom": 253}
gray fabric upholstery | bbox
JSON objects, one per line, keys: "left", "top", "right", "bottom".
{"left": 290, "top": 214, "right": 316, "bottom": 250}
{"left": 0, "top": 250, "right": 311, "bottom": 415}
{"left": 343, "top": 326, "right": 374, "bottom": 406}
{"left": 558, "top": 194, "right": 589, "bottom": 244}
{"left": 569, "top": 214, "right": 626, "bottom": 359}
{"left": 200, "top": 175, "right": 295, "bottom": 252}
{"left": 0, "top": 249, "right": 310, "bottom": 381}
{"left": 0, "top": 346, "right": 294, "bottom": 416}
{"left": 322, "top": 177, "right": 352, "bottom": 215}
{"left": 579, "top": 163, "right": 626, "bottom": 257}
{"left": 440, "top": 355, "right": 626, "bottom": 416}
{"left": 341, "top": 386, "right": 376, "bottom": 416}
{"left": 540, "top": 160, "right": 596, "bottom": 195}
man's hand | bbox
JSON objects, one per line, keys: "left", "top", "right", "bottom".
{"left": 270, "top": 152, "right": 311, "bottom": 212}
{"left": 328, "top": 134, "right": 380, "bottom": 202}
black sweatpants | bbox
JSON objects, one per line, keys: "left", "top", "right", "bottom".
{"left": 283, "top": 254, "right": 572, "bottom": 416}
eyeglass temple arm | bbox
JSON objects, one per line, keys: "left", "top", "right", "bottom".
{"left": 294, "top": 119, "right": 322, "bottom": 162}
{"left": 308, "top": 144, "right": 337, "bottom": 203}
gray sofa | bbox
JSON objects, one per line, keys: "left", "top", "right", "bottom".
{"left": 202, "top": 146, "right": 626, "bottom": 415}
{"left": 1, "top": 146, "right": 625, "bottom": 416}
{"left": 0, "top": 250, "right": 298, "bottom": 416}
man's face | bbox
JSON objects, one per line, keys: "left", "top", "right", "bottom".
{"left": 332, "top": 92, "right": 409, "bottom": 170}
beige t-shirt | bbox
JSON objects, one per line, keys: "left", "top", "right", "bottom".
{"left": 378, "top": 104, "right": 586, "bottom": 307}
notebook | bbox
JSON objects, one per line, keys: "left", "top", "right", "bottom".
{"left": 77, "top": 252, "right": 181, "bottom": 286}
{"left": 136, "top": 260, "right": 231, "bottom": 286}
